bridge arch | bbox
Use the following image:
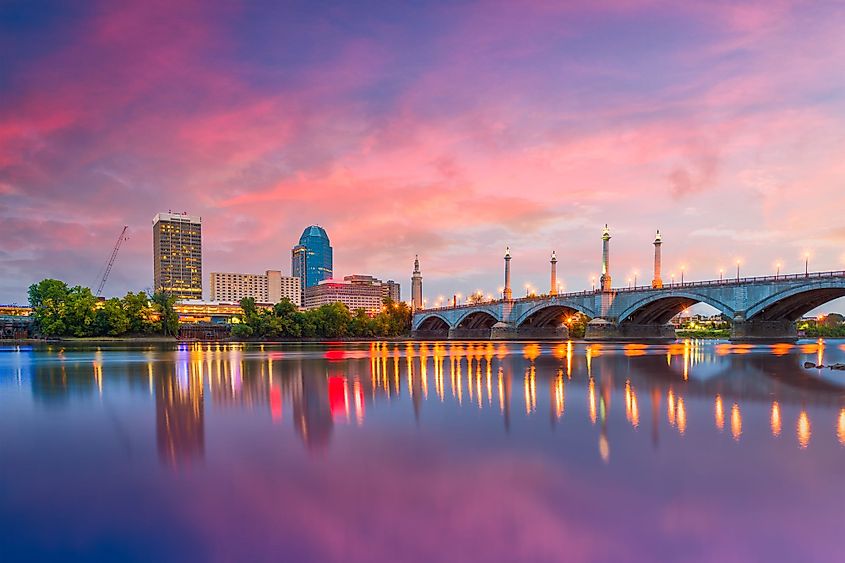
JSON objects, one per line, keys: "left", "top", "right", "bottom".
{"left": 453, "top": 308, "right": 500, "bottom": 329}
{"left": 414, "top": 313, "right": 451, "bottom": 332}
{"left": 745, "top": 281, "right": 845, "bottom": 321}
{"left": 514, "top": 300, "right": 597, "bottom": 328}
{"left": 617, "top": 291, "right": 736, "bottom": 325}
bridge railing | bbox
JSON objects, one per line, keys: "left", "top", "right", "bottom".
{"left": 417, "top": 270, "right": 845, "bottom": 313}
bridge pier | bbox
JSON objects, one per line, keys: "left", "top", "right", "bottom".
{"left": 585, "top": 319, "right": 676, "bottom": 342}
{"left": 730, "top": 316, "right": 797, "bottom": 342}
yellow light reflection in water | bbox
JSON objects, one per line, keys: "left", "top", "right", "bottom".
{"left": 797, "top": 410, "right": 811, "bottom": 449}
{"left": 667, "top": 389, "right": 676, "bottom": 426}
{"left": 566, "top": 340, "right": 573, "bottom": 378}
{"left": 838, "top": 409, "right": 845, "bottom": 445}
{"left": 588, "top": 377, "right": 597, "bottom": 424}
{"left": 771, "top": 401, "right": 782, "bottom": 437}
{"left": 715, "top": 395, "right": 725, "bottom": 431}
{"left": 553, "top": 372, "right": 565, "bottom": 418}
{"left": 817, "top": 339, "right": 825, "bottom": 368}
{"left": 731, "top": 403, "right": 742, "bottom": 441}
{"left": 497, "top": 366, "right": 505, "bottom": 413}
{"left": 624, "top": 380, "right": 639, "bottom": 428}
{"left": 676, "top": 396, "right": 686, "bottom": 435}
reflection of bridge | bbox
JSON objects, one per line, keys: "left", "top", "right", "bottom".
{"left": 412, "top": 228, "right": 845, "bottom": 341}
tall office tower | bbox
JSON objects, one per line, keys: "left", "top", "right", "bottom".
{"left": 292, "top": 226, "right": 333, "bottom": 299}
{"left": 153, "top": 212, "right": 203, "bottom": 299}
{"left": 411, "top": 255, "right": 423, "bottom": 309}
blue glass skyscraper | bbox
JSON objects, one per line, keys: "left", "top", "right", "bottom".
{"left": 292, "top": 226, "right": 333, "bottom": 292}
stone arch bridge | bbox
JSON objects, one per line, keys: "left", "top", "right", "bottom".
{"left": 412, "top": 272, "right": 845, "bottom": 341}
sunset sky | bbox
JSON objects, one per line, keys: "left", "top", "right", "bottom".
{"left": 2, "top": 0, "right": 844, "bottom": 307}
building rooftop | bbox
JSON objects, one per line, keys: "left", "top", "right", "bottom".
{"left": 299, "top": 225, "right": 329, "bottom": 242}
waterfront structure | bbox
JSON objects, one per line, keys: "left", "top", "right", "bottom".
{"left": 153, "top": 212, "right": 203, "bottom": 300}
{"left": 550, "top": 251, "right": 558, "bottom": 296}
{"left": 173, "top": 300, "right": 273, "bottom": 324}
{"left": 209, "top": 270, "right": 301, "bottom": 306}
{"left": 344, "top": 275, "right": 400, "bottom": 302}
{"left": 304, "top": 280, "right": 383, "bottom": 314}
{"left": 412, "top": 225, "right": 845, "bottom": 342}
{"left": 411, "top": 256, "right": 423, "bottom": 309}
{"left": 652, "top": 230, "right": 663, "bottom": 289}
{"left": 291, "top": 226, "right": 333, "bottom": 299}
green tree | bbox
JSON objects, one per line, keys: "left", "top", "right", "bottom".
{"left": 123, "top": 291, "right": 155, "bottom": 334}
{"left": 92, "top": 298, "right": 130, "bottom": 336}
{"left": 28, "top": 279, "right": 70, "bottom": 336}
{"left": 63, "top": 286, "right": 98, "bottom": 337}
{"left": 151, "top": 292, "right": 179, "bottom": 337}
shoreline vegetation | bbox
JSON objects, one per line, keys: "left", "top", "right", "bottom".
{"left": 25, "top": 278, "right": 412, "bottom": 341}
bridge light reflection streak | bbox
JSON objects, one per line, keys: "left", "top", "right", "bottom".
{"left": 798, "top": 410, "right": 811, "bottom": 448}
{"left": 838, "top": 409, "right": 845, "bottom": 445}
{"left": 731, "top": 403, "right": 742, "bottom": 441}
{"left": 714, "top": 396, "right": 725, "bottom": 432}
{"left": 588, "top": 377, "right": 597, "bottom": 424}
{"left": 771, "top": 402, "right": 782, "bottom": 437}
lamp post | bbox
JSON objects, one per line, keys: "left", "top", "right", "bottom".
{"left": 591, "top": 276, "right": 596, "bottom": 292}
{"left": 680, "top": 266, "right": 686, "bottom": 286}
{"left": 805, "top": 252, "right": 810, "bottom": 277}
{"left": 719, "top": 268, "right": 724, "bottom": 282}
{"left": 776, "top": 263, "right": 781, "bottom": 280}
{"left": 736, "top": 260, "right": 741, "bottom": 281}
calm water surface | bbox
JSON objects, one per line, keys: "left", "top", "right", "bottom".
{"left": 1, "top": 340, "right": 845, "bottom": 562}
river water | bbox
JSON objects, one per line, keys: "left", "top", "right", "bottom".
{"left": 1, "top": 340, "right": 844, "bottom": 562}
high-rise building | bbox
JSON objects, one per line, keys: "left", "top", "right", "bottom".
{"left": 153, "top": 212, "right": 203, "bottom": 299}
{"left": 209, "top": 270, "right": 301, "bottom": 305}
{"left": 304, "top": 280, "right": 384, "bottom": 314}
{"left": 411, "top": 255, "right": 423, "bottom": 309}
{"left": 291, "top": 226, "right": 333, "bottom": 299}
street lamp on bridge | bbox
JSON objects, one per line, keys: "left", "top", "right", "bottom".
{"left": 805, "top": 252, "right": 810, "bottom": 277}
{"left": 736, "top": 259, "right": 741, "bottom": 281}
{"left": 680, "top": 265, "right": 686, "bottom": 286}
{"left": 775, "top": 262, "right": 781, "bottom": 279}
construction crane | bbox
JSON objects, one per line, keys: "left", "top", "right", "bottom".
{"left": 96, "top": 226, "right": 129, "bottom": 297}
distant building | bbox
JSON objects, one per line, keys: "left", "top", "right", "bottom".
{"left": 344, "top": 274, "right": 400, "bottom": 302}
{"left": 153, "top": 212, "right": 203, "bottom": 300}
{"left": 411, "top": 255, "right": 423, "bottom": 310}
{"left": 291, "top": 226, "right": 333, "bottom": 300}
{"left": 209, "top": 270, "right": 300, "bottom": 306}
{"left": 304, "top": 279, "right": 383, "bottom": 314}
{"left": 383, "top": 280, "right": 401, "bottom": 302}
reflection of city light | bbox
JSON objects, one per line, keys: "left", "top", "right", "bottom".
{"left": 270, "top": 384, "right": 282, "bottom": 423}
{"left": 599, "top": 434, "right": 609, "bottom": 464}
{"left": 838, "top": 409, "right": 845, "bottom": 445}
{"left": 715, "top": 395, "right": 725, "bottom": 431}
{"left": 667, "top": 389, "right": 676, "bottom": 426}
{"left": 731, "top": 403, "right": 742, "bottom": 441}
{"left": 770, "top": 401, "right": 781, "bottom": 437}
{"left": 797, "top": 410, "right": 811, "bottom": 449}
{"left": 554, "top": 373, "right": 565, "bottom": 418}
{"left": 677, "top": 396, "right": 686, "bottom": 435}
{"left": 588, "top": 377, "right": 597, "bottom": 424}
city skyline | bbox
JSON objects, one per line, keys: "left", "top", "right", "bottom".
{"left": 2, "top": 1, "right": 845, "bottom": 311}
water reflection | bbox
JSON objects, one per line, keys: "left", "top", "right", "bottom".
{"left": 5, "top": 340, "right": 845, "bottom": 467}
